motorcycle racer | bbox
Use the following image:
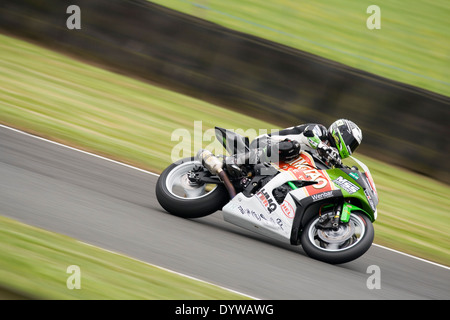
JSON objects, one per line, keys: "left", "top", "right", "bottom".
{"left": 225, "top": 119, "right": 363, "bottom": 174}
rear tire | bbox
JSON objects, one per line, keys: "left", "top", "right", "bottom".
{"left": 155, "top": 157, "right": 229, "bottom": 218}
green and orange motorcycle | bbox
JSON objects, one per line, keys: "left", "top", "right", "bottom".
{"left": 156, "top": 127, "right": 378, "bottom": 264}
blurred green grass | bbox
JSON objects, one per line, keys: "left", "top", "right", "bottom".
{"left": 0, "top": 216, "right": 250, "bottom": 299}
{"left": 149, "top": 0, "right": 450, "bottom": 97}
{"left": 0, "top": 31, "right": 449, "bottom": 302}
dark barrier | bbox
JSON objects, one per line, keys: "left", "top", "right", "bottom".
{"left": 1, "top": 0, "right": 449, "bottom": 183}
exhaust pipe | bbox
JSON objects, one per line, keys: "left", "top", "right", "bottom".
{"left": 196, "top": 149, "right": 236, "bottom": 198}
{"left": 196, "top": 149, "right": 223, "bottom": 175}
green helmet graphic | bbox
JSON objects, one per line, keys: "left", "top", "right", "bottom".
{"left": 328, "top": 119, "right": 362, "bottom": 159}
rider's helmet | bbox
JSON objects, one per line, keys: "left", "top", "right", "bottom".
{"left": 328, "top": 119, "right": 362, "bottom": 159}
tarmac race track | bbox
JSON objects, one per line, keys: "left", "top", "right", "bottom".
{"left": 0, "top": 125, "right": 449, "bottom": 300}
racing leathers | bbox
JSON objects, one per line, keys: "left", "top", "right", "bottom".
{"left": 225, "top": 123, "right": 341, "bottom": 177}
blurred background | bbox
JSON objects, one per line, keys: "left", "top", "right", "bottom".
{"left": 1, "top": 0, "right": 448, "bottom": 182}
{"left": 0, "top": 0, "right": 449, "bottom": 299}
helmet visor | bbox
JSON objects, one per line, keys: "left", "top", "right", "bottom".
{"left": 340, "top": 129, "right": 361, "bottom": 154}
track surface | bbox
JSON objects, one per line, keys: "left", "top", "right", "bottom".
{"left": 1, "top": 125, "right": 448, "bottom": 299}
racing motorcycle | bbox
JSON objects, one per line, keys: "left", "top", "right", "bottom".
{"left": 156, "top": 127, "right": 378, "bottom": 264}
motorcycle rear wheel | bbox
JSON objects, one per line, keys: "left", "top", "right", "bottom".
{"left": 301, "top": 212, "right": 374, "bottom": 264}
{"left": 156, "top": 157, "right": 229, "bottom": 218}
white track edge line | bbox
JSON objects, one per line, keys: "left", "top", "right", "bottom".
{"left": 0, "top": 124, "right": 160, "bottom": 177}
{"left": 2, "top": 123, "right": 449, "bottom": 272}
{"left": 371, "top": 243, "right": 449, "bottom": 270}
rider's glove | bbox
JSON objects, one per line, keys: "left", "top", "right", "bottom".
{"left": 328, "top": 148, "right": 342, "bottom": 166}
{"left": 318, "top": 143, "right": 342, "bottom": 167}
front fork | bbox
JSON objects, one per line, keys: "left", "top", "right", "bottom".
{"left": 317, "top": 202, "right": 364, "bottom": 229}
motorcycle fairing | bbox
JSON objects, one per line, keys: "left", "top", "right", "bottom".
{"left": 289, "top": 189, "right": 344, "bottom": 245}
{"left": 274, "top": 151, "right": 339, "bottom": 196}
{"left": 222, "top": 171, "right": 298, "bottom": 244}
{"left": 221, "top": 169, "right": 349, "bottom": 246}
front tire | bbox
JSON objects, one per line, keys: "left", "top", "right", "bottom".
{"left": 156, "top": 157, "right": 229, "bottom": 218}
{"left": 301, "top": 212, "right": 374, "bottom": 264}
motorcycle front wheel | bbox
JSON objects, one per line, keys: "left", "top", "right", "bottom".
{"left": 300, "top": 212, "right": 374, "bottom": 264}
{"left": 155, "top": 157, "right": 229, "bottom": 218}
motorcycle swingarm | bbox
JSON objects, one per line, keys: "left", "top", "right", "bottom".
{"left": 188, "top": 170, "right": 222, "bottom": 185}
